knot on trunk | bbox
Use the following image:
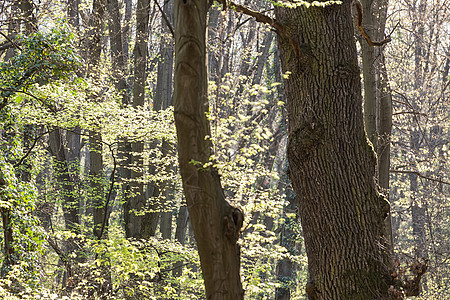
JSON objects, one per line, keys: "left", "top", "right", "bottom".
{"left": 224, "top": 207, "right": 244, "bottom": 243}
{"left": 288, "top": 122, "right": 324, "bottom": 165}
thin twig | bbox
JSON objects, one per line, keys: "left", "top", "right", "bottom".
{"left": 392, "top": 111, "right": 427, "bottom": 117}
{"left": 390, "top": 169, "right": 449, "bottom": 185}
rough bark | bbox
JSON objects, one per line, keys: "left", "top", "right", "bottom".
{"left": 377, "top": 52, "right": 393, "bottom": 248}
{"left": 173, "top": 0, "right": 244, "bottom": 298}
{"left": 275, "top": 2, "right": 392, "bottom": 298}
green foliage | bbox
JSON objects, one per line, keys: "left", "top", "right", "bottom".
{"left": 0, "top": 26, "right": 78, "bottom": 100}
{"left": 0, "top": 156, "right": 44, "bottom": 287}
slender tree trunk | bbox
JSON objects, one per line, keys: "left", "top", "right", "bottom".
{"left": 173, "top": 0, "right": 244, "bottom": 298}
{"left": 18, "top": 0, "right": 37, "bottom": 183}
{"left": 173, "top": 205, "right": 188, "bottom": 277}
{"left": 411, "top": 0, "right": 428, "bottom": 260}
{"left": 275, "top": 2, "right": 392, "bottom": 298}
{"left": 4, "top": 2, "right": 20, "bottom": 61}
{"left": 0, "top": 172, "right": 14, "bottom": 276}
{"left": 0, "top": 2, "right": 21, "bottom": 276}
{"left": 154, "top": 0, "right": 175, "bottom": 241}
{"left": 48, "top": 130, "right": 80, "bottom": 232}
{"left": 360, "top": 0, "right": 393, "bottom": 250}
{"left": 275, "top": 172, "right": 298, "bottom": 300}
{"left": 107, "top": 0, "right": 133, "bottom": 237}
{"left": 87, "top": 0, "right": 107, "bottom": 239}
{"left": 123, "top": 0, "right": 157, "bottom": 239}
{"left": 67, "top": 0, "right": 80, "bottom": 28}
{"left": 86, "top": 0, "right": 111, "bottom": 297}
{"left": 360, "top": 0, "right": 377, "bottom": 147}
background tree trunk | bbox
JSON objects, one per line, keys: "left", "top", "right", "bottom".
{"left": 360, "top": 0, "right": 393, "bottom": 250}
{"left": 124, "top": 0, "right": 156, "bottom": 239}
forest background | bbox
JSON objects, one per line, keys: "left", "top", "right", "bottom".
{"left": 0, "top": 0, "right": 448, "bottom": 299}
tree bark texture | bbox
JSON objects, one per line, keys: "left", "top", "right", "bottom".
{"left": 173, "top": 0, "right": 244, "bottom": 299}
{"left": 275, "top": 1, "right": 392, "bottom": 298}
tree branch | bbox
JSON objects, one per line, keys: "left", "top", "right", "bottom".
{"left": 0, "top": 30, "right": 22, "bottom": 51}
{"left": 353, "top": 1, "right": 391, "bottom": 47}
{"left": 152, "top": 0, "right": 174, "bottom": 38}
{"left": 217, "top": 0, "right": 301, "bottom": 58}
{"left": 0, "top": 41, "right": 13, "bottom": 51}
{"left": 14, "top": 129, "right": 58, "bottom": 168}
{"left": 390, "top": 169, "right": 449, "bottom": 185}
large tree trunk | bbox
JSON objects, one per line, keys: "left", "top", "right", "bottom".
{"left": 275, "top": 2, "right": 392, "bottom": 298}
{"left": 173, "top": 0, "right": 244, "bottom": 298}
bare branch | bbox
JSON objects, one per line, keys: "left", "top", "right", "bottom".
{"left": 0, "top": 30, "right": 22, "bottom": 51}
{"left": 216, "top": 0, "right": 301, "bottom": 58}
{"left": 14, "top": 129, "right": 58, "bottom": 168}
{"left": 390, "top": 169, "right": 449, "bottom": 185}
{"left": 393, "top": 111, "right": 427, "bottom": 117}
{"left": 152, "top": 0, "right": 174, "bottom": 38}
{"left": 353, "top": 1, "right": 391, "bottom": 47}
